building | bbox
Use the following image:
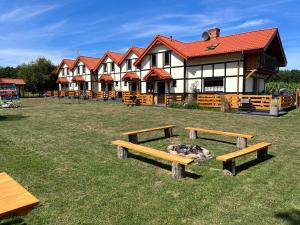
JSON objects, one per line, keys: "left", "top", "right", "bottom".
{"left": 55, "top": 59, "right": 75, "bottom": 91}
{"left": 96, "top": 51, "right": 123, "bottom": 96}
{"left": 0, "top": 78, "right": 26, "bottom": 97}
{"left": 118, "top": 46, "right": 145, "bottom": 92}
{"left": 55, "top": 27, "right": 286, "bottom": 103}
{"left": 134, "top": 27, "right": 286, "bottom": 104}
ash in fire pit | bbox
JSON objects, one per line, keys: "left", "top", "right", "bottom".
{"left": 167, "top": 144, "right": 214, "bottom": 164}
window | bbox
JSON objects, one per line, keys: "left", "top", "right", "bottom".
{"left": 151, "top": 54, "right": 157, "bottom": 67}
{"left": 82, "top": 65, "right": 86, "bottom": 74}
{"left": 61, "top": 69, "right": 64, "bottom": 76}
{"left": 126, "top": 59, "right": 132, "bottom": 71}
{"left": 111, "top": 63, "right": 115, "bottom": 72}
{"left": 67, "top": 69, "right": 69, "bottom": 75}
{"left": 77, "top": 66, "right": 80, "bottom": 74}
{"left": 172, "top": 80, "right": 177, "bottom": 87}
{"left": 164, "top": 52, "right": 170, "bottom": 66}
{"left": 103, "top": 63, "right": 107, "bottom": 72}
{"left": 124, "top": 81, "right": 128, "bottom": 86}
{"left": 115, "top": 81, "right": 118, "bottom": 87}
{"left": 204, "top": 78, "right": 224, "bottom": 92}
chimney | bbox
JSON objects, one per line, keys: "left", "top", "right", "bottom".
{"left": 208, "top": 28, "right": 220, "bottom": 40}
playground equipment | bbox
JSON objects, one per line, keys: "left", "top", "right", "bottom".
{"left": 0, "top": 83, "right": 21, "bottom": 108}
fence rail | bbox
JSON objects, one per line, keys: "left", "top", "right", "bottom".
{"left": 123, "top": 92, "right": 153, "bottom": 105}
{"left": 165, "top": 94, "right": 185, "bottom": 106}
{"left": 296, "top": 90, "right": 300, "bottom": 108}
{"left": 197, "top": 94, "right": 273, "bottom": 111}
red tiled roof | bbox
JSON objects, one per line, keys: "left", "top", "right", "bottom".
{"left": 56, "top": 77, "right": 69, "bottom": 84}
{"left": 143, "top": 68, "right": 172, "bottom": 81}
{"left": 135, "top": 28, "right": 286, "bottom": 66}
{"left": 95, "top": 51, "right": 124, "bottom": 69}
{"left": 72, "top": 75, "right": 85, "bottom": 82}
{"left": 55, "top": 59, "right": 75, "bottom": 74}
{"left": 0, "top": 78, "right": 26, "bottom": 85}
{"left": 118, "top": 46, "right": 145, "bottom": 66}
{"left": 122, "top": 72, "right": 140, "bottom": 81}
{"left": 71, "top": 56, "right": 101, "bottom": 71}
{"left": 99, "top": 74, "right": 114, "bottom": 82}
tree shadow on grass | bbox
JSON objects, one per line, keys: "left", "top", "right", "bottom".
{"left": 0, "top": 115, "right": 28, "bottom": 121}
{"left": 199, "top": 137, "right": 236, "bottom": 146}
{"left": 128, "top": 152, "right": 201, "bottom": 179}
{"left": 235, "top": 155, "right": 274, "bottom": 175}
{"left": 274, "top": 209, "right": 300, "bottom": 225}
{"left": 137, "top": 135, "right": 179, "bottom": 144}
{"left": 0, "top": 217, "right": 25, "bottom": 225}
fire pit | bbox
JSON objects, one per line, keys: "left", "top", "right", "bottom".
{"left": 167, "top": 144, "right": 214, "bottom": 164}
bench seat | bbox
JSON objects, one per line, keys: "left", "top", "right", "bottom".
{"left": 185, "top": 127, "right": 253, "bottom": 149}
{"left": 112, "top": 140, "right": 193, "bottom": 179}
{"left": 123, "top": 125, "right": 175, "bottom": 143}
{"left": 0, "top": 172, "right": 39, "bottom": 218}
{"left": 216, "top": 142, "right": 271, "bottom": 175}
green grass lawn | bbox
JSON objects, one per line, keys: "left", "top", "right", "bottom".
{"left": 0, "top": 98, "right": 299, "bottom": 225}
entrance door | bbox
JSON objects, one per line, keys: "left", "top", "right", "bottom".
{"left": 131, "top": 82, "right": 137, "bottom": 92}
{"left": 157, "top": 81, "right": 165, "bottom": 104}
{"left": 107, "top": 83, "right": 113, "bottom": 91}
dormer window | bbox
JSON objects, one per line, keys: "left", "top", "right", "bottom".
{"left": 82, "top": 65, "right": 86, "bottom": 74}
{"left": 103, "top": 63, "right": 107, "bottom": 72}
{"left": 126, "top": 59, "right": 132, "bottom": 71}
{"left": 151, "top": 54, "right": 157, "bottom": 67}
{"left": 111, "top": 63, "right": 115, "bottom": 72}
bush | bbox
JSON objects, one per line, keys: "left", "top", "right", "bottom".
{"left": 183, "top": 100, "right": 199, "bottom": 109}
{"left": 265, "top": 82, "right": 300, "bottom": 94}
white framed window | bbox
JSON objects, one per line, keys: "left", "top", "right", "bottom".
{"left": 204, "top": 78, "right": 224, "bottom": 92}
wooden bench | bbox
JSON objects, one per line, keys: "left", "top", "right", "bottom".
{"left": 0, "top": 172, "right": 39, "bottom": 218}
{"left": 123, "top": 125, "right": 175, "bottom": 144}
{"left": 185, "top": 127, "right": 254, "bottom": 149}
{"left": 112, "top": 140, "right": 193, "bottom": 179}
{"left": 216, "top": 142, "right": 271, "bottom": 176}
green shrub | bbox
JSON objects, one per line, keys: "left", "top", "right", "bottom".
{"left": 265, "top": 82, "right": 300, "bottom": 94}
{"left": 183, "top": 100, "right": 199, "bottom": 109}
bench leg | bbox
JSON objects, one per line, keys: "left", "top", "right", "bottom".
{"left": 164, "top": 128, "right": 173, "bottom": 138}
{"left": 223, "top": 160, "right": 236, "bottom": 176}
{"left": 236, "top": 137, "right": 247, "bottom": 149}
{"left": 257, "top": 147, "right": 268, "bottom": 161}
{"left": 172, "top": 162, "right": 185, "bottom": 179}
{"left": 117, "top": 146, "right": 128, "bottom": 159}
{"left": 128, "top": 134, "right": 138, "bottom": 143}
{"left": 189, "top": 130, "right": 198, "bottom": 139}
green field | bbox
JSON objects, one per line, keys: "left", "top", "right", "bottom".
{"left": 0, "top": 98, "right": 299, "bottom": 225}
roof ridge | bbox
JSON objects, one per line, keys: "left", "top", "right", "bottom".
{"left": 186, "top": 27, "right": 278, "bottom": 45}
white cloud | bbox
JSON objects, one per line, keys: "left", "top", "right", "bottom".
{"left": 0, "top": 48, "right": 66, "bottom": 66}
{"left": 0, "top": 4, "right": 61, "bottom": 22}
{"left": 223, "top": 19, "right": 271, "bottom": 31}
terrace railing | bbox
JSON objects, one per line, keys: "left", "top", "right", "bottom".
{"left": 165, "top": 94, "right": 185, "bottom": 106}
{"left": 197, "top": 94, "right": 273, "bottom": 111}
{"left": 123, "top": 92, "right": 153, "bottom": 105}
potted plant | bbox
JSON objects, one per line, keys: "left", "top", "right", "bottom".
{"left": 270, "top": 98, "right": 279, "bottom": 116}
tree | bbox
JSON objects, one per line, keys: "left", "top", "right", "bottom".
{"left": 0, "top": 66, "right": 18, "bottom": 78}
{"left": 17, "top": 57, "right": 57, "bottom": 95}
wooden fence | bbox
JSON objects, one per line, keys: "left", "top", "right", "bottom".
{"left": 122, "top": 92, "right": 153, "bottom": 105}
{"left": 165, "top": 94, "right": 185, "bottom": 106}
{"left": 296, "top": 90, "right": 300, "bottom": 108}
{"left": 197, "top": 94, "right": 273, "bottom": 111}
{"left": 97, "top": 91, "right": 116, "bottom": 99}
{"left": 278, "top": 95, "right": 295, "bottom": 110}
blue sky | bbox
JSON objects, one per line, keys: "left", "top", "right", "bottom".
{"left": 0, "top": 0, "right": 299, "bottom": 69}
